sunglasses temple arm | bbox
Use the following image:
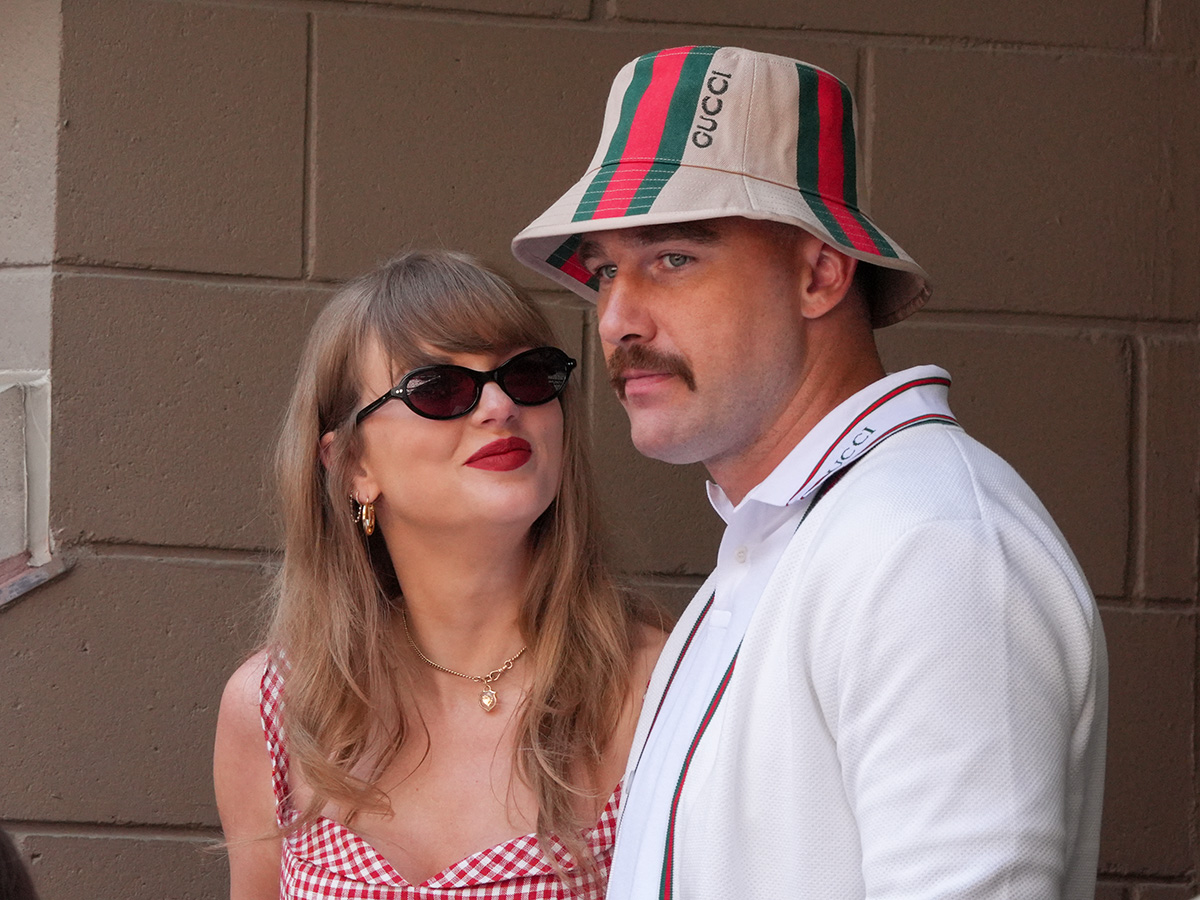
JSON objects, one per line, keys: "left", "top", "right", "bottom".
{"left": 354, "top": 393, "right": 393, "bottom": 425}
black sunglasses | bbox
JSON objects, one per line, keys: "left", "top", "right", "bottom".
{"left": 355, "top": 346, "right": 577, "bottom": 424}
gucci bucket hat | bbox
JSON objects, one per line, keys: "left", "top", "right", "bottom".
{"left": 512, "top": 45, "right": 931, "bottom": 328}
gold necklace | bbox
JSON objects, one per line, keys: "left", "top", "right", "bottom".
{"left": 400, "top": 609, "right": 526, "bottom": 712}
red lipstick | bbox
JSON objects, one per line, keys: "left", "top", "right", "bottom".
{"left": 465, "top": 437, "right": 532, "bottom": 471}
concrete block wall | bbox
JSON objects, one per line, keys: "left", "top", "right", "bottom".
{"left": 0, "top": 1, "right": 1195, "bottom": 897}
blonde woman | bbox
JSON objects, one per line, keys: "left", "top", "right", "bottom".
{"left": 213, "top": 251, "right": 665, "bottom": 899}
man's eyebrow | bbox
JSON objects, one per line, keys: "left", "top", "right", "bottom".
{"left": 576, "top": 236, "right": 604, "bottom": 263}
{"left": 626, "top": 222, "right": 722, "bottom": 245}
{"left": 576, "top": 222, "right": 722, "bottom": 262}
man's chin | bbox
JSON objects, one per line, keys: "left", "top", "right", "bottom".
{"left": 627, "top": 418, "right": 705, "bottom": 466}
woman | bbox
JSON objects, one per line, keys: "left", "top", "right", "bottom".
{"left": 214, "top": 251, "right": 665, "bottom": 899}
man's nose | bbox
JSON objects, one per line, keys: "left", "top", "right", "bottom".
{"left": 596, "top": 274, "right": 655, "bottom": 348}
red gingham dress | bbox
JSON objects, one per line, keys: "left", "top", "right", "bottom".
{"left": 259, "top": 657, "right": 621, "bottom": 899}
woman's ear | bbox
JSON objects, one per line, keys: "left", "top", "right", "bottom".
{"left": 324, "top": 430, "right": 379, "bottom": 503}
{"left": 318, "top": 431, "right": 336, "bottom": 470}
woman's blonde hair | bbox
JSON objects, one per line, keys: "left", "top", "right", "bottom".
{"left": 266, "top": 250, "right": 639, "bottom": 875}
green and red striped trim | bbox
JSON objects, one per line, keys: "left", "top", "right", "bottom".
{"left": 625, "top": 592, "right": 716, "bottom": 787}
{"left": 573, "top": 46, "right": 718, "bottom": 222}
{"left": 659, "top": 650, "right": 739, "bottom": 900}
{"left": 867, "top": 413, "right": 958, "bottom": 444}
{"left": 545, "top": 233, "right": 599, "bottom": 291}
{"left": 795, "top": 64, "right": 898, "bottom": 259}
{"left": 791, "top": 375, "right": 955, "bottom": 501}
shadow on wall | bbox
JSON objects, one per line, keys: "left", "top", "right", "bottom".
{"left": 1, "top": 827, "right": 40, "bottom": 900}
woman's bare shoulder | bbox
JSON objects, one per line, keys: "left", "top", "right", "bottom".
{"left": 214, "top": 649, "right": 276, "bottom": 832}
{"left": 215, "top": 650, "right": 274, "bottom": 781}
{"left": 214, "top": 649, "right": 282, "bottom": 900}
{"left": 219, "top": 650, "right": 271, "bottom": 731}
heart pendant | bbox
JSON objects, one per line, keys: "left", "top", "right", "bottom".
{"left": 479, "top": 687, "right": 498, "bottom": 712}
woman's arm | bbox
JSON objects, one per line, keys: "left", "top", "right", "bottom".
{"left": 599, "top": 621, "right": 669, "bottom": 795}
{"left": 214, "top": 652, "right": 282, "bottom": 900}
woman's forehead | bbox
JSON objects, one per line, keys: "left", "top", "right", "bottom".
{"left": 390, "top": 339, "right": 526, "bottom": 368}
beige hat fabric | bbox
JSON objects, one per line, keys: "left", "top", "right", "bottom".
{"left": 512, "top": 45, "right": 931, "bottom": 327}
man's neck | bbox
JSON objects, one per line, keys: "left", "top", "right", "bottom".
{"left": 709, "top": 334, "right": 885, "bottom": 506}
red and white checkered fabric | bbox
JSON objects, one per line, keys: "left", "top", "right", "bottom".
{"left": 260, "top": 656, "right": 620, "bottom": 899}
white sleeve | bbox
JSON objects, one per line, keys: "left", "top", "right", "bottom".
{"left": 834, "top": 516, "right": 1102, "bottom": 900}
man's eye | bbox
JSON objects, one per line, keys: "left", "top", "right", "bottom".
{"left": 595, "top": 264, "right": 617, "bottom": 279}
{"left": 664, "top": 253, "right": 690, "bottom": 268}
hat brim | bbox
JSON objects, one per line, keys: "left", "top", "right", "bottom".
{"left": 513, "top": 162, "right": 930, "bottom": 328}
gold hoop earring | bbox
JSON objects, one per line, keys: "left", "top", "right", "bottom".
{"left": 352, "top": 495, "right": 376, "bottom": 537}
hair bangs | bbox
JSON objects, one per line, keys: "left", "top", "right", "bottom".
{"left": 364, "top": 252, "right": 556, "bottom": 378}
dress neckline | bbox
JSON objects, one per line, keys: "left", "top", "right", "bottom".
{"left": 291, "top": 782, "right": 622, "bottom": 888}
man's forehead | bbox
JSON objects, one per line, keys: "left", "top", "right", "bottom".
{"left": 577, "top": 220, "right": 724, "bottom": 259}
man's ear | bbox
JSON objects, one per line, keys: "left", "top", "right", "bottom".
{"left": 796, "top": 236, "right": 857, "bottom": 320}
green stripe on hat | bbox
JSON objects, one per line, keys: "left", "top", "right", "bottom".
{"left": 661, "top": 45, "right": 717, "bottom": 164}
{"left": 837, "top": 79, "right": 859, "bottom": 209}
{"left": 626, "top": 162, "right": 679, "bottom": 215}
{"left": 574, "top": 53, "right": 658, "bottom": 221}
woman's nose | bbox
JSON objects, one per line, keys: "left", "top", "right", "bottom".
{"left": 472, "top": 380, "right": 518, "bottom": 423}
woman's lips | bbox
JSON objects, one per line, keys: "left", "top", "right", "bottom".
{"left": 465, "top": 437, "right": 532, "bottom": 471}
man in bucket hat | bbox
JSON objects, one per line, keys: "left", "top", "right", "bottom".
{"left": 514, "top": 46, "right": 1106, "bottom": 900}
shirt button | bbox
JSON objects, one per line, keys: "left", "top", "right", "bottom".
{"left": 735, "top": 547, "right": 748, "bottom": 563}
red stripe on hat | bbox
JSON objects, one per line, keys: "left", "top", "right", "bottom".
{"left": 557, "top": 251, "right": 594, "bottom": 285}
{"left": 593, "top": 48, "right": 692, "bottom": 219}
{"left": 815, "top": 71, "right": 886, "bottom": 255}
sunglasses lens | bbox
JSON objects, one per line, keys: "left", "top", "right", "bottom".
{"left": 501, "top": 349, "right": 572, "bottom": 405}
{"left": 392, "top": 349, "right": 574, "bottom": 421}
{"left": 404, "top": 369, "right": 479, "bottom": 419}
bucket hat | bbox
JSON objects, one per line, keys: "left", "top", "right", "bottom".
{"left": 512, "top": 45, "right": 930, "bottom": 328}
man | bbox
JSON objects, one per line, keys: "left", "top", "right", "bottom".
{"left": 513, "top": 46, "right": 1106, "bottom": 900}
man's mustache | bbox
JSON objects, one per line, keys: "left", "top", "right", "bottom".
{"left": 607, "top": 344, "right": 697, "bottom": 399}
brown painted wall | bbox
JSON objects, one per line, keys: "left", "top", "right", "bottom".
{"left": 1, "top": 1, "right": 1197, "bottom": 898}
